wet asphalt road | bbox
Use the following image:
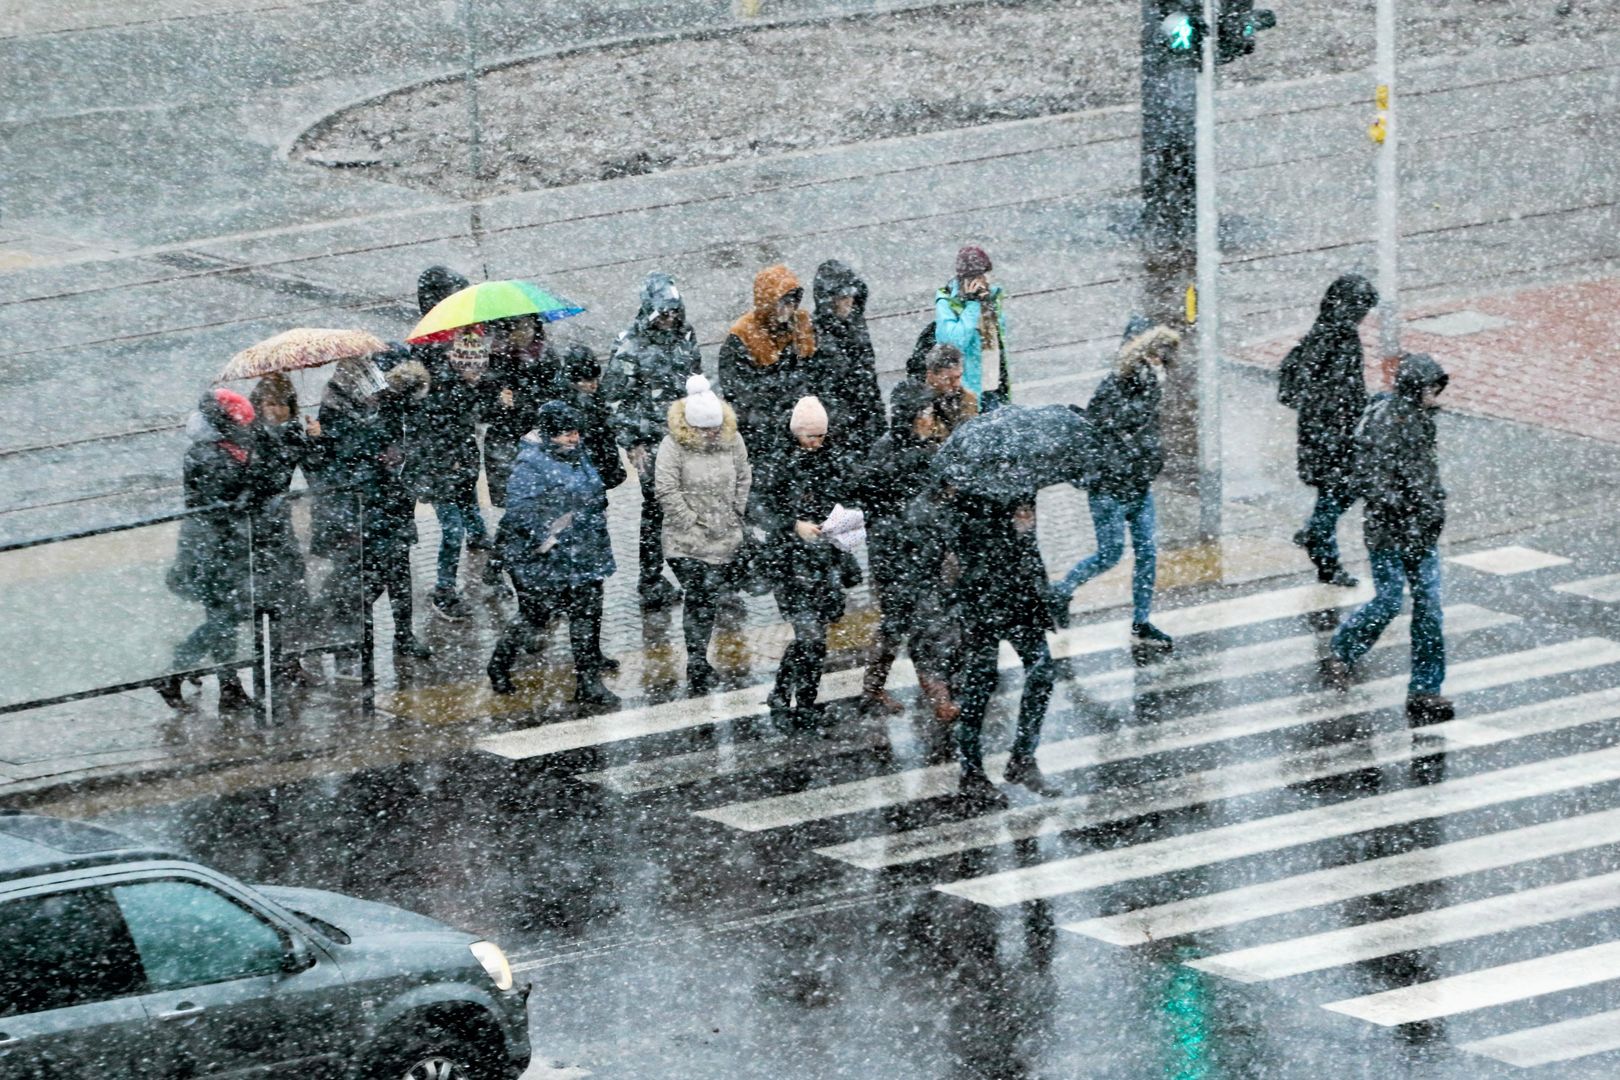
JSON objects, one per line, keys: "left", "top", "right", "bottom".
{"left": 78, "top": 513, "right": 1620, "bottom": 1079}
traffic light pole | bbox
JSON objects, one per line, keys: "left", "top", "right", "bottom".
{"left": 1140, "top": 0, "right": 1196, "bottom": 247}
{"left": 1375, "top": 0, "right": 1401, "bottom": 375}
{"left": 1194, "top": 0, "right": 1223, "bottom": 541}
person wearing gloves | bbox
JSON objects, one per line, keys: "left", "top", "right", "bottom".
{"left": 1278, "top": 274, "right": 1380, "bottom": 587}
{"left": 159, "top": 388, "right": 263, "bottom": 712}
{"left": 719, "top": 265, "right": 815, "bottom": 495}
{"left": 554, "top": 344, "right": 627, "bottom": 492}
{"left": 612, "top": 271, "right": 702, "bottom": 611}
{"left": 807, "top": 259, "right": 886, "bottom": 445}
{"left": 1048, "top": 317, "right": 1180, "bottom": 654}
{"left": 487, "top": 400, "right": 620, "bottom": 710}
{"left": 852, "top": 380, "right": 949, "bottom": 717}
{"left": 655, "top": 375, "right": 752, "bottom": 696}
{"left": 935, "top": 245, "right": 1010, "bottom": 411}
{"left": 760, "top": 395, "right": 850, "bottom": 729}
{"left": 1323, "top": 353, "right": 1453, "bottom": 724}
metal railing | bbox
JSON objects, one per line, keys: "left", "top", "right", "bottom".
{"left": 0, "top": 486, "right": 375, "bottom": 724}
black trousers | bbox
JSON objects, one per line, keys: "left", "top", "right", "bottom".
{"left": 638, "top": 456, "right": 667, "bottom": 589}
{"left": 954, "top": 622, "right": 1055, "bottom": 770}
{"left": 490, "top": 579, "right": 606, "bottom": 679}
{"left": 319, "top": 540, "right": 414, "bottom": 646}
{"left": 668, "top": 557, "right": 729, "bottom": 670}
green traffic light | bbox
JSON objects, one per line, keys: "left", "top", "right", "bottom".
{"left": 1162, "top": 11, "right": 1197, "bottom": 52}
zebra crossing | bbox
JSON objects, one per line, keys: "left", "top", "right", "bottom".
{"left": 481, "top": 544, "right": 1620, "bottom": 1070}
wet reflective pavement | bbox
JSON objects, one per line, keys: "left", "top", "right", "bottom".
{"left": 61, "top": 523, "right": 1620, "bottom": 1078}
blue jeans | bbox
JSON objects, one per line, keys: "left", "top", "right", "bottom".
{"left": 433, "top": 496, "right": 489, "bottom": 590}
{"left": 1332, "top": 546, "right": 1445, "bottom": 695}
{"left": 1304, "top": 487, "right": 1349, "bottom": 567}
{"left": 1058, "top": 491, "right": 1157, "bottom": 624}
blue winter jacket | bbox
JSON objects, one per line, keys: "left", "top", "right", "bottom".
{"left": 934, "top": 280, "right": 1009, "bottom": 399}
{"left": 498, "top": 433, "right": 616, "bottom": 591}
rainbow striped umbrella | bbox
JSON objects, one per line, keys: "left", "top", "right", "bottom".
{"left": 406, "top": 280, "right": 585, "bottom": 344}
{"left": 217, "top": 328, "right": 388, "bottom": 382}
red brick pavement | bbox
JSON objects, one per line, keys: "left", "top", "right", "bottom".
{"left": 1238, "top": 276, "right": 1620, "bottom": 444}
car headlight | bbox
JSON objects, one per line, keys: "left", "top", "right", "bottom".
{"left": 469, "top": 940, "right": 514, "bottom": 991}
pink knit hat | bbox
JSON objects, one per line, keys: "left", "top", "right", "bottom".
{"left": 789, "top": 395, "right": 828, "bottom": 439}
{"left": 955, "top": 245, "right": 992, "bottom": 279}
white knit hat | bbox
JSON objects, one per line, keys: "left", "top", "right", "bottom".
{"left": 684, "top": 374, "right": 723, "bottom": 429}
{"left": 789, "top": 395, "right": 829, "bottom": 439}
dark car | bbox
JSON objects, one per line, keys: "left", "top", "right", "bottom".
{"left": 0, "top": 809, "right": 531, "bottom": 1079}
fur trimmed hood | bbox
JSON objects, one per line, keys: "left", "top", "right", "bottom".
{"left": 1117, "top": 324, "right": 1181, "bottom": 378}
{"left": 667, "top": 398, "right": 740, "bottom": 450}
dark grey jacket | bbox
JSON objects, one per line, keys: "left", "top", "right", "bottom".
{"left": 1355, "top": 353, "right": 1448, "bottom": 555}
{"left": 1279, "top": 274, "right": 1378, "bottom": 493}
{"left": 611, "top": 272, "right": 703, "bottom": 451}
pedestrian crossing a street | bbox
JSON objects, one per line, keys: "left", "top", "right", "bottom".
{"left": 481, "top": 568, "right": 1620, "bottom": 1070}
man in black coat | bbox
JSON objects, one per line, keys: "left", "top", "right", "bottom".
{"left": 952, "top": 493, "right": 1059, "bottom": 804}
{"left": 1324, "top": 353, "right": 1452, "bottom": 724}
{"left": 611, "top": 271, "right": 701, "bottom": 610}
{"left": 1278, "top": 274, "right": 1379, "bottom": 586}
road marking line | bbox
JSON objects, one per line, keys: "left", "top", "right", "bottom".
{"left": 1323, "top": 939, "right": 1620, "bottom": 1026}
{"left": 584, "top": 604, "right": 1509, "bottom": 794}
{"left": 481, "top": 579, "right": 1371, "bottom": 761}
{"left": 935, "top": 725, "right": 1620, "bottom": 908}
{"left": 1555, "top": 573, "right": 1620, "bottom": 604}
{"left": 817, "top": 677, "right": 1620, "bottom": 870}
{"left": 1460, "top": 1006, "right": 1620, "bottom": 1068}
{"left": 698, "top": 637, "right": 1618, "bottom": 832}
{"left": 1189, "top": 868, "right": 1620, "bottom": 983}
{"left": 1063, "top": 804, "right": 1620, "bottom": 947}
{"left": 1448, "top": 545, "right": 1572, "bottom": 575}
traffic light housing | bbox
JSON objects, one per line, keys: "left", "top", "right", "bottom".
{"left": 1216, "top": 0, "right": 1276, "bottom": 64}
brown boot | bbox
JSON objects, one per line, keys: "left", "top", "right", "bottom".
{"left": 858, "top": 637, "right": 903, "bottom": 716}
{"left": 918, "top": 674, "right": 960, "bottom": 725}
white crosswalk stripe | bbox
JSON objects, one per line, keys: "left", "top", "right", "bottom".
{"left": 1063, "top": 805, "right": 1620, "bottom": 946}
{"left": 1324, "top": 939, "right": 1620, "bottom": 1026}
{"left": 584, "top": 604, "right": 1512, "bottom": 796}
{"left": 698, "top": 637, "right": 1619, "bottom": 832}
{"left": 934, "top": 738, "right": 1620, "bottom": 907}
{"left": 1461, "top": 1008, "right": 1620, "bottom": 1068}
{"left": 817, "top": 683, "right": 1620, "bottom": 870}
{"left": 1188, "top": 868, "right": 1620, "bottom": 983}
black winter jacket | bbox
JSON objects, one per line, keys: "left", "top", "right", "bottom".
{"left": 1355, "top": 353, "right": 1448, "bottom": 556}
{"left": 611, "top": 272, "right": 703, "bottom": 452}
{"left": 1087, "top": 365, "right": 1164, "bottom": 502}
{"left": 953, "top": 495, "right": 1053, "bottom": 635}
{"left": 1278, "top": 274, "right": 1378, "bottom": 493}
{"left": 760, "top": 443, "right": 850, "bottom": 621}
{"left": 806, "top": 260, "right": 886, "bottom": 444}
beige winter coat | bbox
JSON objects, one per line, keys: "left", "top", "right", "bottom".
{"left": 655, "top": 400, "right": 752, "bottom": 564}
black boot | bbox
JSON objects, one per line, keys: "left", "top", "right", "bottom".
{"left": 688, "top": 658, "right": 718, "bottom": 697}
{"left": 217, "top": 674, "right": 254, "bottom": 712}
{"left": 1315, "top": 562, "right": 1359, "bottom": 587}
{"left": 1131, "top": 621, "right": 1174, "bottom": 652}
{"left": 575, "top": 674, "right": 620, "bottom": 711}
{"left": 958, "top": 768, "right": 1009, "bottom": 808}
{"left": 156, "top": 676, "right": 188, "bottom": 710}
{"left": 1004, "top": 755, "right": 1059, "bottom": 796}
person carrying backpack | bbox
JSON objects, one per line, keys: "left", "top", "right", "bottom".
{"left": 1322, "top": 353, "right": 1452, "bottom": 724}
{"left": 1277, "top": 274, "right": 1379, "bottom": 587}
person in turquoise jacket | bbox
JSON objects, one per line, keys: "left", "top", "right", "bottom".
{"left": 934, "top": 245, "right": 1010, "bottom": 411}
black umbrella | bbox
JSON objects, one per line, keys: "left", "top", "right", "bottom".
{"left": 932, "top": 403, "right": 1100, "bottom": 499}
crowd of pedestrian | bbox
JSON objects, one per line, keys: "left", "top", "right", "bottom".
{"left": 162, "top": 251, "right": 1453, "bottom": 802}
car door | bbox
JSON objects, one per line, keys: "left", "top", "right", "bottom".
{"left": 111, "top": 877, "right": 349, "bottom": 1079}
{"left": 0, "top": 887, "right": 163, "bottom": 1080}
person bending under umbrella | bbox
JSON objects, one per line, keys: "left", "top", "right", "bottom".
{"left": 487, "top": 400, "right": 620, "bottom": 710}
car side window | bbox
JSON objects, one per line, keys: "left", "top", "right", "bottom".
{"left": 112, "top": 880, "right": 286, "bottom": 991}
{"left": 0, "top": 889, "right": 143, "bottom": 1017}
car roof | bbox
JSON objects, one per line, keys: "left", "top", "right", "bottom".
{"left": 0, "top": 810, "right": 180, "bottom": 885}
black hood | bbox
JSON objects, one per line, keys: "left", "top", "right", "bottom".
{"left": 1318, "top": 274, "right": 1379, "bottom": 328}
{"left": 812, "top": 259, "right": 868, "bottom": 317}
{"left": 417, "top": 265, "right": 469, "bottom": 315}
{"left": 1394, "top": 352, "right": 1449, "bottom": 403}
